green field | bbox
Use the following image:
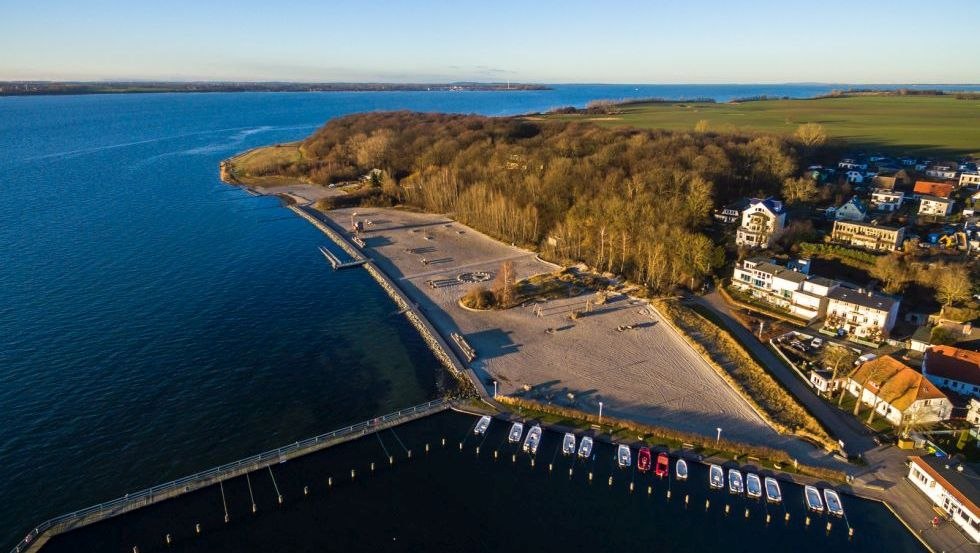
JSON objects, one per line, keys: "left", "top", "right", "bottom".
{"left": 542, "top": 95, "right": 980, "bottom": 157}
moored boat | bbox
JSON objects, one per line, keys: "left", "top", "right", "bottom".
{"left": 523, "top": 425, "right": 542, "bottom": 454}
{"left": 824, "top": 488, "right": 844, "bottom": 517}
{"left": 578, "top": 436, "right": 594, "bottom": 459}
{"left": 709, "top": 464, "right": 724, "bottom": 489}
{"left": 637, "top": 447, "right": 652, "bottom": 472}
{"left": 728, "top": 469, "right": 744, "bottom": 495}
{"left": 745, "top": 473, "right": 762, "bottom": 498}
{"left": 562, "top": 432, "right": 576, "bottom": 456}
{"left": 764, "top": 477, "right": 782, "bottom": 504}
{"left": 675, "top": 459, "right": 688, "bottom": 481}
{"left": 617, "top": 444, "right": 631, "bottom": 468}
{"left": 474, "top": 415, "right": 491, "bottom": 435}
{"left": 655, "top": 453, "right": 669, "bottom": 478}
{"left": 508, "top": 422, "right": 524, "bottom": 444}
{"left": 804, "top": 485, "right": 824, "bottom": 513}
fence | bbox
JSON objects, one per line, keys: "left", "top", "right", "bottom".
{"left": 10, "top": 398, "right": 447, "bottom": 553}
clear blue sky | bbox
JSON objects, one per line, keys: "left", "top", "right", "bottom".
{"left": 2, "top": 0, "right": 978, "bottom": 83}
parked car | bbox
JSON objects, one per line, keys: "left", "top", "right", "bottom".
{"left": 810, "top": 337, "right": 824, "bottom": 349}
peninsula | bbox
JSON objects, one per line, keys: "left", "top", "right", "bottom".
{"left": 0, "top": 81, "right": 550, "bottom": 96}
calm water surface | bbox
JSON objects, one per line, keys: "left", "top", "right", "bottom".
{"left": 0, "top": 84, "right": 957, "bottom": 548}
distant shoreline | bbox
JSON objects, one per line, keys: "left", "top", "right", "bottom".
{"left": 0, "top": 81, "right": 550, "bottom": 96}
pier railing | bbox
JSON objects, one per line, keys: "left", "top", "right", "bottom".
{"left": 10, "top": 398, "right": 448, "bottom": 553}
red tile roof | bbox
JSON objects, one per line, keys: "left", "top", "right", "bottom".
{"left": 925, "top": 345, "right": 980, "bottom": 387}
{"left": 914, "top": 180, "right": 954, "bottom": 198}
{"left": 849, "top": 355, "right": 947, "bottom": 411}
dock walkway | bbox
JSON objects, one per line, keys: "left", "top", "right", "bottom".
{"left": 10, "top": 399, "right": 448, "bottom": 553}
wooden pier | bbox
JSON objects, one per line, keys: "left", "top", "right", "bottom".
{"left": 318, "top": 246, "right": 368, "bottom": 270}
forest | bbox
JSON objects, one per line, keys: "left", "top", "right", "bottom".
{"left": 255, "top": 111, "right": 804, "bottom": 292}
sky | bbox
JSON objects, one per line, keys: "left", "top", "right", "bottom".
{"left": 2, "top": 0, "right": 979, "bottom": 84}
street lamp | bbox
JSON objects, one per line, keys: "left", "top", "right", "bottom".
{"left": 598, "top": 401, "right": 604, "bottom": 425}
{"left": 492, "top": 380, "right": 498, "bottom": 398}
{"left": 716, "top": 427, "right": 722, "bottom": 445}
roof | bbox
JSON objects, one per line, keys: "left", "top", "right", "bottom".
{"left": 748, "top": 197, "right": 784, "bottom": 214}
{"left": 914, "top": 181, "right": 954, "bottom": 198}
{"left": 925, "top": 345, "right": 980, "bottom": 387}
{"left": 773, "top": 270, "right": 807, "bottom": 284}
{"left": 741, "top": 259, "right": 808, "bottom": 283}
{"left": 911, "top": 456, "right": 980, "bottom": 517}
{"left": 919, "top": 195, "right": 953, "bottom": 204}
{"left": 910, "top": 325, "right": 932, "bottom": 344}
{"left": 849, "top": 356, "right": 947, "bottom": 411}
{"left": 827, "top": 287, "right": 897, "bottom": 312}
{"left": 807, "top": 276, "right": 838, "bottom": 288}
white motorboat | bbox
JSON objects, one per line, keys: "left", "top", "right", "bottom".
{"left": 508, "top": 422, "right": 524, "bottom": 444}
{"left": 728, "top": 469, "right": 744, "bottom": 495}
{"left": 804, "top": 485, "right": 824, "bottom": 513}
{"left": 745, "top": 473, "right": 762, "bottom": 499}
{"left": 709, "top": 464, "right": 724, "bottom": 489}
{"left": 617, "top": 444, "right": 631, "bottom": 468}
{"left": 523, "top": 425, "right": 542, "bottom": 454}
{"left": 474, "top": 415, "right": 491, "bottom": 435}
{"left": 764, "top": 477, "right": 782, "bottom": 504}
{"left": 562, "top": 432, "right": 576, "bottom": 456}
{"left": 675, "top": 458, "right": 688, "bottom": 481}
{"left": 824, "top": 488, "right": 844, "bottom": 517}
{"left": 578, "top": 436, "right": 594, "bottom": 459}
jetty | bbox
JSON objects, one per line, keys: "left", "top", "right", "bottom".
{"left": 9, "top": 399, "right": 448, "bottom": 553}
{"left": 317, "top": 245, "right": 367, "bottom": 270}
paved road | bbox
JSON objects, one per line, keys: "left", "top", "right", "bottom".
{"left": 691, "top": 291, "right": 877, "bottom": 456}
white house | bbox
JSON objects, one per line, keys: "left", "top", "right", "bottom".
{"left": 735, "top": 197, "right": 786, "bottom": 249}
{"left": 839, "top": 159, "right": 868, "bottom": 171}
{"left": 835, "top": 196, "right": 868, "bottom": 221}
{"left": 824, "top": 287, "right": 900, "bottom": 342}
{"left": 922, "top": 345, "right": 980, "bottom": 399}
{"left": 968, "top": 398, "right": 980, "bottom": 425}
{"left": 731, "top": 258, "right": 838, "bottom": 322}
{"left": 919, "top": 195, "right": 954, "bottom": 218}
{"left": 870, "top": 188, "right": 905, "bottom": 212}
{"left": 960, "top": 172, "right": 980, "bottom": 189}
{"left": 831, "top": 220, "right": 906, "bottom": 252}
{"left": 908, "top": 456, "right": 980, "bottom": 543}
{"left": 926, "top": 165, "right": 960, "bottom": 180}
{"left": 844, "top": 355, "right": 951, "bottom": 427}
{"left": 845, "top": 170, "right": 865, "bottom": 184}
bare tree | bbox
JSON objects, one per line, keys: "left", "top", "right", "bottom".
{"left": 781, "top": 176, "right": 817, "bottom": 205}
{"left": 492, "top": 261, "right": 516, "bottom": 308}
{"left": 871, "top": 253, "right": 913, "bottom": 294}
{"left": 936, "top": 264, "right": 972, "bottom": 308}
{"left": 821, "top": 345, "right": 856, "bottom": 404}
{"left": 794, "top": 122, "right": 827, "bottom": 148}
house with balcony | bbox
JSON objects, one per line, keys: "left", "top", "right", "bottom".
{"left": 835, "top": 196, "right": 868, "bottom": 221}
{"left": 908, "top": 456, "right": 980, "bottom": 543}
{"left": 919, "top": 195, "right": 954, "bottom": 218}
{"left": 735, "top": 197, "right": 786, "bottom": 249}
{"left": 844, "top": 355, "right": 951, "bottom": 426}
{"left": 831, "top": 220, "right": 906, "bottom": 252}
{"left": 914, "top": 180, "right": 954, "bottom": 199}
{"left": 960, "top": 172, "right": 980, "bottom": 189}
{"left": 824, "top": 287, "right": 900, "bottom": 342}
{"left": 922, "top": 345, "right": 980, "bottom": 399}
{"left": 731, "top": 257, "right": 838, "bottom": 322}
{"left": 870, "top": 188, "right": 905, "bottom": 212}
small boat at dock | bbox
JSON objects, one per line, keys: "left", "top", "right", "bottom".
{"left": 764, "top": 477, "right": 782, "bottom": 504}
{"left": 745, "top": 473, "right": 762, "bottom": 499}
{"left": 474, "top": 415, "right": 491, "bottom": 435}
{"left": 804, "top": 485, "right": 824, "bottom": 513}
{"left": 709, "top": 464, "right": 724, "bottom": 489}
{"left": 675, "top": 459, "right": 688, "bottom": 481}
{"left": 617, "top": 444, "right": 631, "bottom": 469}
{"left": 637, "top": 447, "right": 652, "bottom": 473}
{"left": 824, "top": 488, "right": 844, "bottom": 517}
{"left": 562, "top": 433, "right": 576, "bottom": 456}
{"left": 523, "top": 425, "right": 542, "bottom": 454}
{"left": 578, "top": 436, "right": 594, "bottom": 459}
{"left": 655, "top": 453, "right": 669, "bottom": 478}
{"left": 728, "top": 469, "right": 744, "bottom": 495}
{"left": 508, "top": 422, "right": 524, "bottom": 444}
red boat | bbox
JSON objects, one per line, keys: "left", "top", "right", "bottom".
{"left": 654, "top": 453, "right": 669, "bottom": 478}
{"left": 637, "top": 447, "right": 652, "bottom": 473}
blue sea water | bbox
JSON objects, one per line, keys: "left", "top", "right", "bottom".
{"left": 0, "top": 84, "right": 967, "bottom": 548}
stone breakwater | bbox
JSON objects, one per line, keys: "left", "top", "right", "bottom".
{"left": 287, "top": 205, "right": 480, "bottom": 397}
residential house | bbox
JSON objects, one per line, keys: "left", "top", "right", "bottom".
{"left": 959, "top": 172, "right": 980, "bottom": 189}
{"left": 900, "top": 156, "right": 918, "bottom": 167}
{"left": 964, "top": 190, "right": 980, "bottom": 218}
{"left": 926, "top": 162, "right": 960, "bottom": 181}
{"left": 872, "top": 174, "right": 898, "bottom": 190}
{"left": 838, "top": 159, "right": 867, "bottom": 171}
{"left": 914, "top": 180, "right": 954, "bottom": 199}
{"left": 824, "top": 287, "right": 900, "bottom": 341}
{"left": 844, "top": 170, "right": 865, "bottom": 184}
{"left": 918, "top": 195, "right": 954, "bottom": 218}
{"left": 844, "top": 355, "right": 951, "bottom": 426}
{"left": 909, "top": 325, "right": 933, "bottom": 353}
{"left": 870, "top": 188, "right": 905, "bottom": 212}
{"left": 731, "top": 257, "right": 838, "bottom": 322}
{"left": 922, "top": 345, "right": 980, "bottom": 399}
{"left": 831, "top": 220, "right": 906, "bottom": 252}
{"left": 908, "top": 456, "right": 980, "bottom": 543}
{"left": 713, "top": 198, "right": 750, "bottom": 224}
{"left": 835, "top": 196, "right": 868, "bottom": 221}
{"left": 968, "top": 398, "right": 980, "bottom": 425}
{"left": 735, "top": 197, "right": 786, "bottom": 249}
{"left": 810, "top": 368, "right": 846, "bottom": 394}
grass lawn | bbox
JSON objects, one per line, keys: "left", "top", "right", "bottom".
{"left": 226, "top": 142, "right": 306, "bottom": 187}
{"left": 540, "top": 95, "right": 980, "bottom": 157}
{"left": 829, "top": 393, "right": 894, "bottom": 433}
